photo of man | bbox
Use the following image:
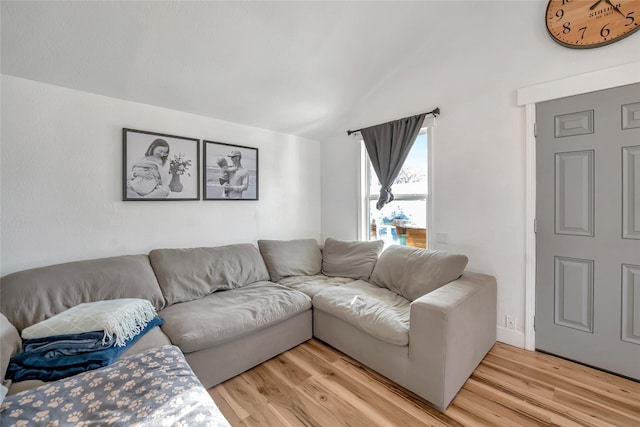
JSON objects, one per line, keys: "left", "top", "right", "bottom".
{"left": 204, "top": 141, "right": 258, "bottom": 200}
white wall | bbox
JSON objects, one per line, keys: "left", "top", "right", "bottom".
{"left": 321, "top": 1, "right": 640, "bottom": 347}
{"left": 1, "top": 75, "right": 321, "bottom": 275}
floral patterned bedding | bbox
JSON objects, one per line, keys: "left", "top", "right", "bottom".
{"left": 0, "top": 345, "right": 230, "bottom": 427}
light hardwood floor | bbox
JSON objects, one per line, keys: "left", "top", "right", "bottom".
{"left": 209, "top": 339, "right": 640, "bottom": 426}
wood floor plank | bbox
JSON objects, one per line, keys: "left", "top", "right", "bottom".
{"left": 452, "top": 387, "right": 543, "bottom": 427}
{"left": 261, "top": 353, "right": 312, "bottom": 388}
{"left": 243, "top": 363, "right": 320, "bottom": 427}
{"left": 491, "top": 343, "right": 640, "bottom": 402}
{"left": 332, "top": 355, "right": 462, "bottom": 426}
{"left": 331, "top": 350, "right": 459, "bottom": 423}
{"left": 284, "top": 350, "right": 405, "bottom": 427}
{"left": 473, "top": 360, "right": 556, "bottom": 401}
{"left": 553, "top": 389, "right": 639, "bottom": 427}
{"left": 277, "top": 388, "right": 348, "bottom": 427}
{"left": 492, "top": 343, "right": 640, "bottom": 395}
{"left": 262, "top": 402, "right": 318, "bottom": 427}
{"left": 445, "top": 403, "right": 495, "bottom": 427}
{"left": 304, "top": 348, "right": 455, "bottom": 426}
{"left": 483, "top": 353, "right": 640, "bottom": 423}
{"left": 472, "top": 362, "right": 619, "bottom": 427}
{"left": 208, "top": 387, "right": 244, "bottom": 426}
{"left": 463, "top": 377, "right": 583, "bottom": 427}
{"left": 216, "top": 374, "right": 269, "bottom": 419}
{"left": 239, "top": 402, "right": 297, "bottom": 427}
{"left": 295, "top": 376, "right": 382, "bottom": 427}
{"left": 305, "top": 338, "right": 340, "bottom": 363}
{"left": 210, "top": 339, "right": 640, "bottom": 426}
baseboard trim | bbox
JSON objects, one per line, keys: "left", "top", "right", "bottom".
{"left": 496, "top": 326, "right": 525, "bottom": 348}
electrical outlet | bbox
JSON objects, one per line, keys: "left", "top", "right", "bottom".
{"left": 506, "top": 315, "right": 516, "bottom": 330}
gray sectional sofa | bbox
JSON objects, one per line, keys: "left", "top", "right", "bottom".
{"left": 0, "top": 238, "right": 497, "bottom": 412}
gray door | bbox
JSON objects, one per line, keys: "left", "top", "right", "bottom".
{"left": 536, "top": 83, "right": 640, "bottom": 380}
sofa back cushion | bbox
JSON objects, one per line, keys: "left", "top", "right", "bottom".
{"left": 370, "top": 245, "right": 468, "bottom": 301}
{"left": 322, "top": 238, "right": 384, "bottom": 280}
{"left": 258, "top": 239, "right": 322, "bottom": 281}
{"left": 0, "top": 255, "right": 165, "bottom": 332}
{"left": 149, "top": 244, "right": 270, "bottom": 305}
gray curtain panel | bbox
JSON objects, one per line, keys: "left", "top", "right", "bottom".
{"left": 361, "top": 114, "right": 426, "bottom": 210}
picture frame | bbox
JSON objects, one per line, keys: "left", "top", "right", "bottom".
{"left": 123, "top": 128, "right": 200, "bottom": 201}
{"left": 203, "top": 140, "right": 259, "bottom": 200}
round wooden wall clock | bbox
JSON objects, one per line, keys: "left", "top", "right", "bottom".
{"left": 546, "top": 0, "right": 640, "bottom": 48}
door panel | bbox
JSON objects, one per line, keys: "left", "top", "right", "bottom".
{"left": 622, "top": 102, "right": 640, "bottom": 129}
{"left": 622, "top": 146, "right": 640, "bottom": 239}
{"left": 554, "top": 110, "right": 594, "bottom": 137}
{"left": 622, "top": 264, "right": 640, "bottom": 345}
{"left": 554, "top": 256, "right": 594, "bottom": 333}
{"left": 555, "top": 151, "right": 594, "bottom": 236}
{"left": 536, "top": 83, "right": 640, "bottom": 380}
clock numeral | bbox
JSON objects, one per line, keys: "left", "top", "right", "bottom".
{"left": 626, "top": 11, "right": 635, "bottom": 26}
{"left": 563, "top": 22, "right": 572, "bottom": 34}
{"left": 556, "top": 9, "right": 565, "bottom": 20}
{"left": 600, "top": 24, "right": 610, "bottom": 38}
{"left": 579, "top": 26, "right": 587, "bottom": 39}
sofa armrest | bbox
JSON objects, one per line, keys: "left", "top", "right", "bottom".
{"left": 1, "top": 313, "right": 22, "bottom": 386}
{"left": 407, "top": 271, "right": 497, "bottom": 410}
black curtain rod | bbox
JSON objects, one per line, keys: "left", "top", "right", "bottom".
{"left": 346, "top": 107, "right": 440, "bottom": 136}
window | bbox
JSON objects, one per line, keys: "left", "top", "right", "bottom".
{"left": 361, "top": 128, "right": 431, "bottom": 249}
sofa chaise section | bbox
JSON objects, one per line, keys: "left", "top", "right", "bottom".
{"left": 311, "top": 244, "right": 497, "bottom": 411}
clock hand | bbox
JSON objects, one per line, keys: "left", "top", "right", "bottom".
{"left": 590, "top": 0, "right": 604, "bottom": 9}
{"left": 604, "top": 0, "right": 626, "bottom": 17}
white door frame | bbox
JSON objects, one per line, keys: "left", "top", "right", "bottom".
{"left": 517, "top": 61, "right": 640, "bottom": 351}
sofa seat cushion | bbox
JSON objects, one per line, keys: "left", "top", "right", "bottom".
{"left": 313, "top": 280, "right": 410, "bottom": 346}
{"left": 159, "top": 282, "right": 311, "bottom": 353}
{"left": 277, "top": 275, "right": 355, "bottom": 297}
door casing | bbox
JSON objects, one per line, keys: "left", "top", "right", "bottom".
{"left": 517, "top": 61, "right": 640, "bottom": 351}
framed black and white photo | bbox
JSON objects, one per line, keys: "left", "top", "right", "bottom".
{"left": 203, "top": 140, "right": 258, "bottom": 200}
{"left": 123, "top": 128, "right": 200, "bottom": 201}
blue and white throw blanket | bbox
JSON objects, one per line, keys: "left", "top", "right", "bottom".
{"left": 7, "top": 317, "right": 163, "bottom": 382}
{"left": 1, "top": 345, "right": 231, "bottom": 427}
{"left": 21, "top": 331, "right": 117, "bottom": 356}
{"left": 21, "top": 299, "right": 159, "bottom": 347}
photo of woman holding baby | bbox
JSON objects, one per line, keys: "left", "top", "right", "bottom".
{"left": 123, "top": 129, "right": 200, "bottom": 201}
{"left": 126, "top": 138, "right": 171, "bottom": 199}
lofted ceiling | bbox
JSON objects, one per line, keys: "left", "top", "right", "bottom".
{"left": 2, "top": 1, "right": 456, "bottom": 140}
